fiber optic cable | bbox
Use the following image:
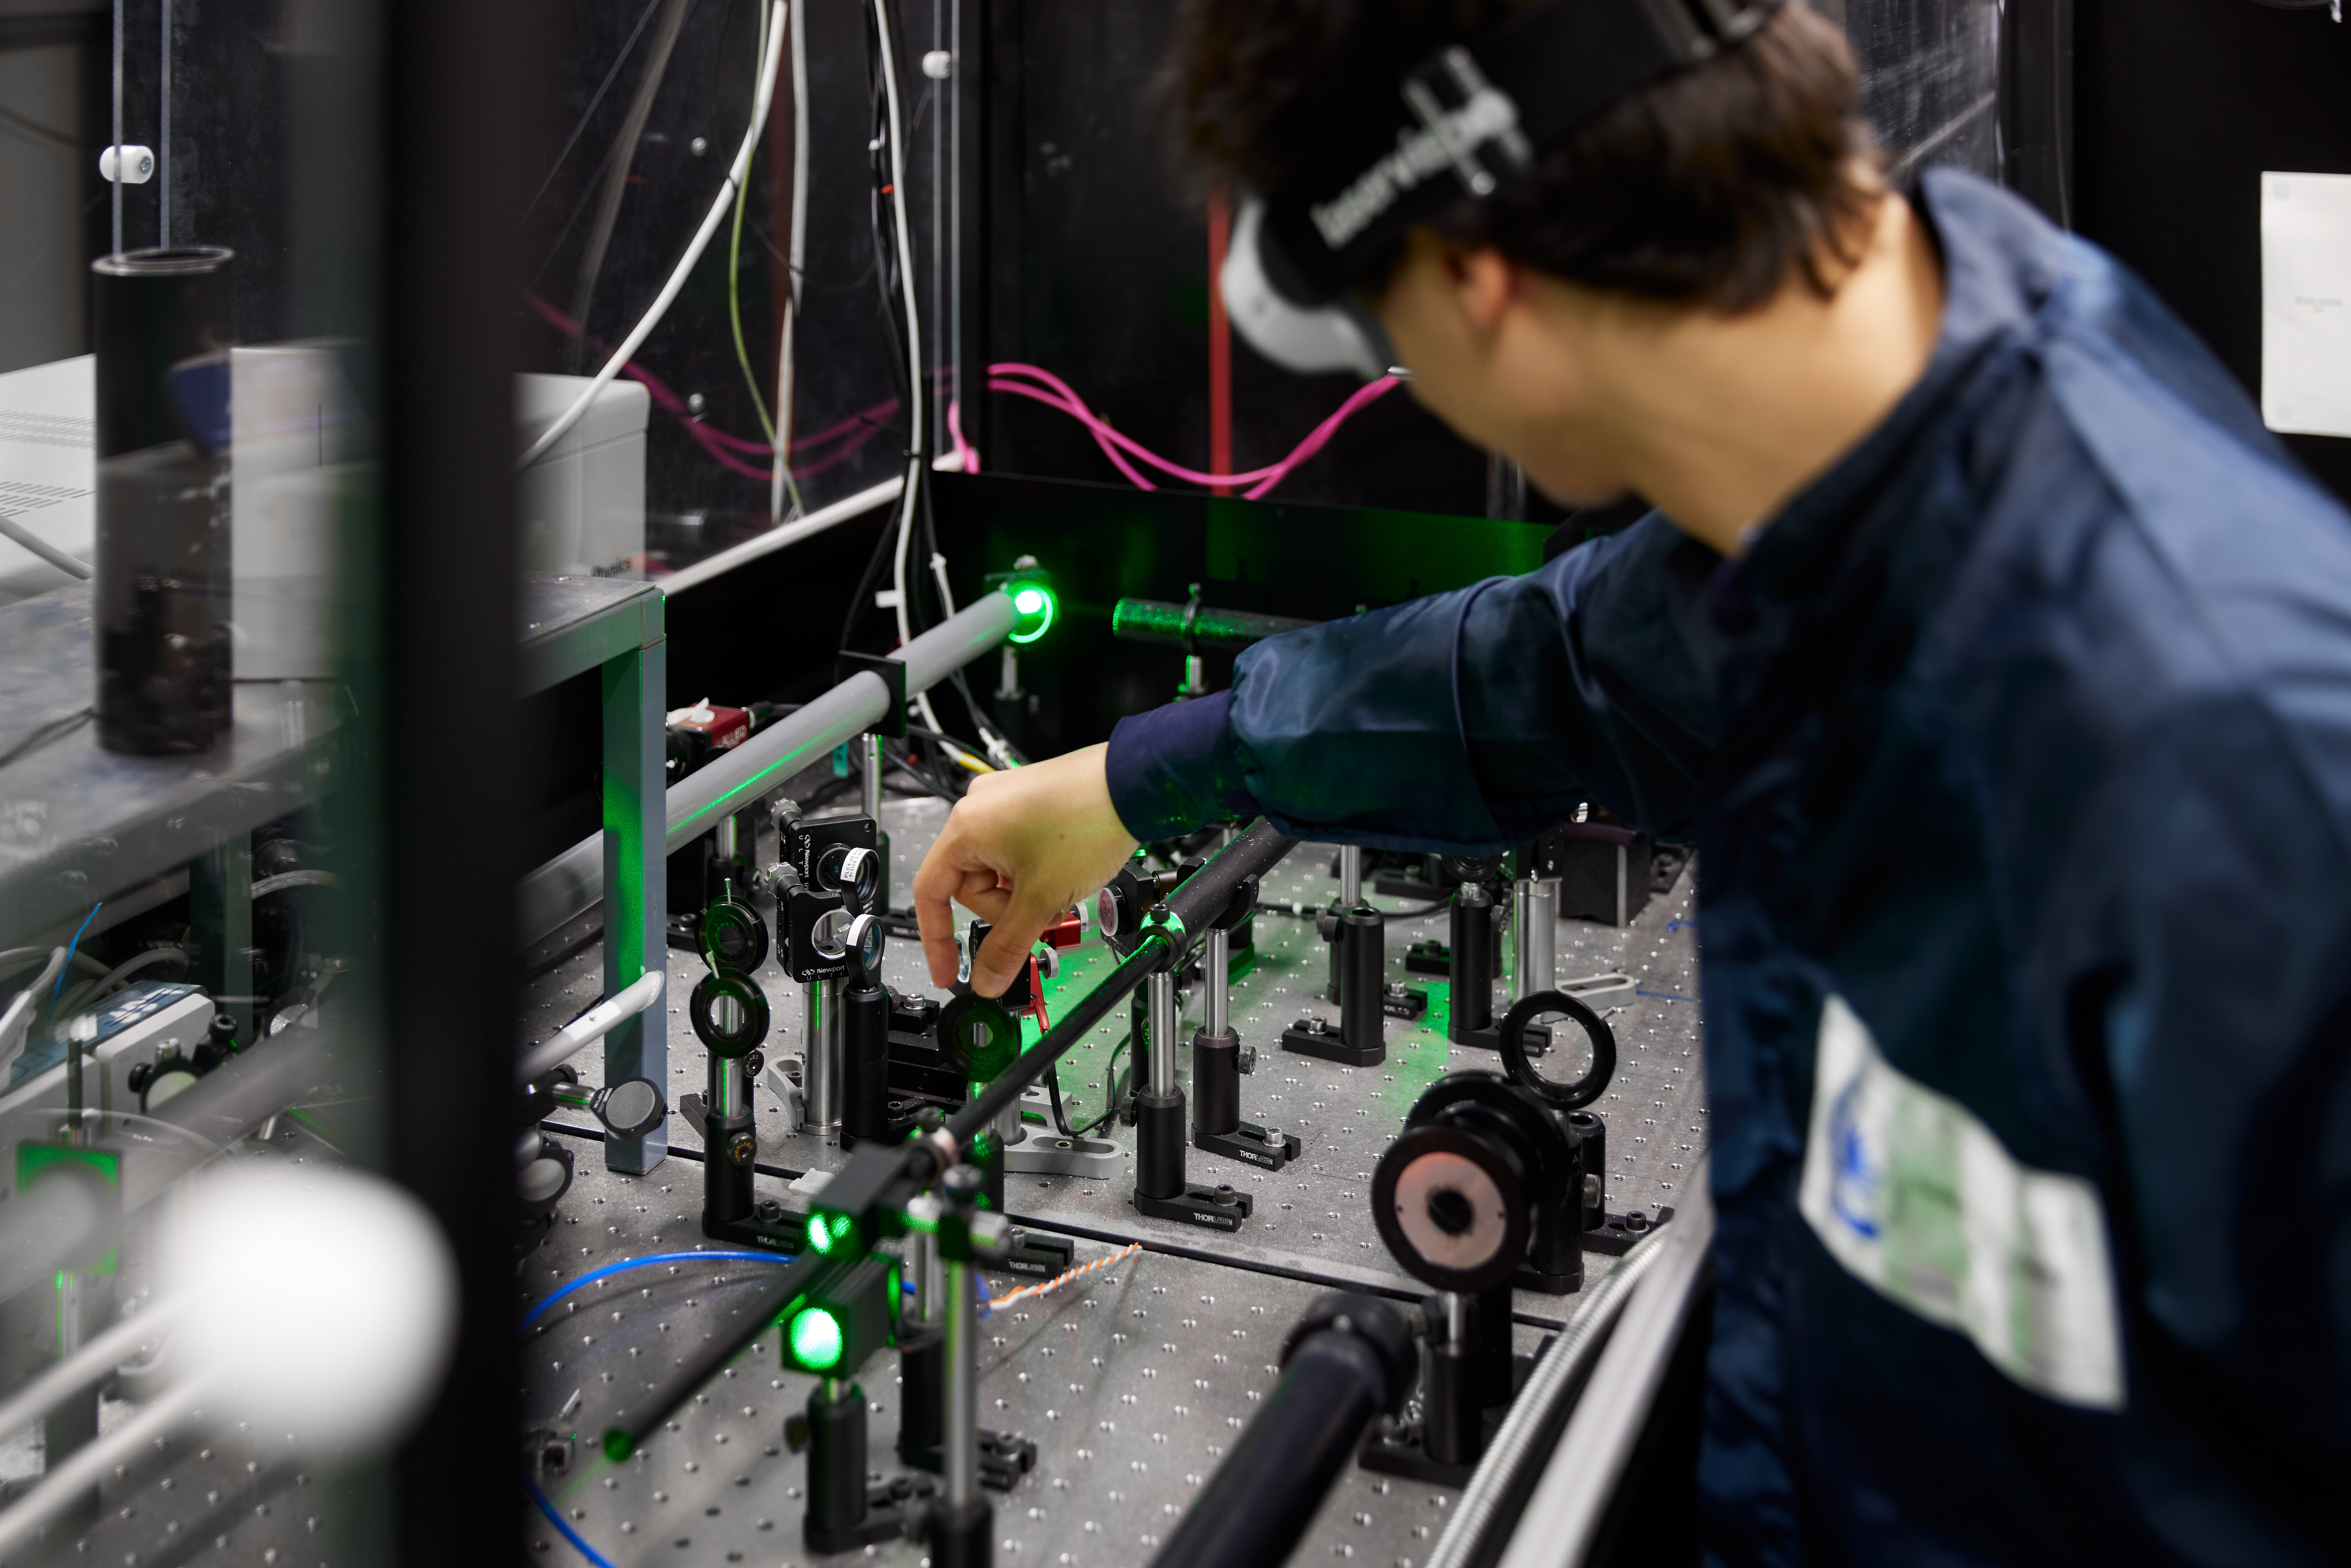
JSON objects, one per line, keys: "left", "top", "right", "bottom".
{"left": 521, "top": 0, "right": 789, "bottom": 471}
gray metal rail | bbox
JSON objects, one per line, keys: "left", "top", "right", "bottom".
{"left": 517, "top": 589, "right": 1018, "bottom": 947}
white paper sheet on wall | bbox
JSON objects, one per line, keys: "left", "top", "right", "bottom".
{"left": 2262, "top": 172, "right": 2351, "bottom": 441}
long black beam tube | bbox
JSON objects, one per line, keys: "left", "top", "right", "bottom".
{"left": 600, "top": 1249, "right": 842, "bottom": 1461}
{"left": 1110, "top": 598, "right": 1317, "bottom": 651}
{"left": 1150, "top": 1328, "right": 1397, "bottom": 1568}
{"left": 946, "top": 820, "right": 1297, "bottom": 1144}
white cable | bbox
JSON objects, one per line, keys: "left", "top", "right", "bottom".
{"left": 0, "top": 513, "right": 92, "bottom": 580}
{"left": 0, "top": 1299, "right": 176, "bottom": 1455}
{"left": 770, "top": 0, "right": 810, "bottom": 522}
{"left": 925, "top": 551, "right": 1017, "bottom": 766}
{"left": 519, "top": 0, "right": 789, "bottom": 472}
{"left": 870, "top": 0, "right": 945, "bottom": 735}
{"left": 0, "top": 947, "right": 67, "bottom": 1081}
{"left": 0, "top": 1378, "right": 208, "bottom": 1560}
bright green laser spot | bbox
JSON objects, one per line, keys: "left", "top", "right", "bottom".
{"left": 790, "top": 1308, "right": 845, "bottom": 1371}
{"left": 1009, "top": 583, "right": 1057, "bottom": 644}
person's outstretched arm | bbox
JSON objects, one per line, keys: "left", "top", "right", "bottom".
{"left": 920, "top": 514, "right": 1723, "bottom": 994}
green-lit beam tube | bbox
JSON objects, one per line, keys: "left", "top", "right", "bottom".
{"left": 1110, "top": 598, "right": 1316, "bottom": 651}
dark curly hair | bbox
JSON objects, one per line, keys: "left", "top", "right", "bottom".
{"left": 1166, "top": 0, "right": 1883, "bottom": 310}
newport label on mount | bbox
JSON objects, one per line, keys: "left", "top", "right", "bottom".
{"left": 1799, "top": 994, "right": 2126, "bottom": 1411}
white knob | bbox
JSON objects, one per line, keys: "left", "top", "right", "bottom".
{"left": 921, "top": 49, "right": 952, "bottom": 79}
{"left": 100, "top": 144, "right": 156, "bottom": 185}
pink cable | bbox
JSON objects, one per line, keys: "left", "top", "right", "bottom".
{"left": 522, "top": 291, "right": 896, "bottom": 468}
{"left": 989, "top": 379, "right": 1161, "bottom": 490}
{"left": 990, "top": 363, "right": 1276, "bottom": 486}
{"left": 947, "top": 396, "right": 980, "bottom": 474}
{"left": 986, "top": 362, "right": 1399, "bottom": 498}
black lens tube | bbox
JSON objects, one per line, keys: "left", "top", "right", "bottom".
{"left": 1152, "top": 1294, "right": 1415, "bottom": 1568}
{"left": 92, "top": 246, "right": 236, "bottom": 754}
{"left": 603, "top": 1252, "right": 843, "bottom": 1461}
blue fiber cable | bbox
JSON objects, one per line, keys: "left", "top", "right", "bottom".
{"left": 48, "top": 902, "right": 101, "bottom": 1017}
{"left": 521, "top": 1248, "right": 793, "bottom": 1333}
{"left": 527, "top": 1473, "right": 620, "bottom": 1568}
{"left": 521, "top": 1248, "right": 797, "bottom": 1567}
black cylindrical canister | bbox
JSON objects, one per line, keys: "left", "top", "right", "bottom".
{"left": 1449, "top": 886, "right": 1494, "bottom": 1041}
{"left": 895, "top": 1326, "right": 945, "bottom": 1458}
{"left": 843, "top": 985, "right": 892, "bottom": 1146}
{"left": 1192, "top": 1027, "right": 1241, "bottom": 1137}
{"left": 1338, "top": 907, "right": 1385, "bottom": 1057}
{"left": 92, "top": 246, "right": 236, "bottom": 754}
{"left": 1133, "top": 1089, "right": 1188, "bottom": 1200}
{"left": 804, "top": 1382, "right": 870, "bottom": 1543}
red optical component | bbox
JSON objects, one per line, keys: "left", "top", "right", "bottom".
{"left": 1041, "top": 909, "right": 1088, "bottom": 950}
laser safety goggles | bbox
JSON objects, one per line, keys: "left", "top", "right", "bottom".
{"left": 1220, "top": 0, "right": 1784, "bottom": 380}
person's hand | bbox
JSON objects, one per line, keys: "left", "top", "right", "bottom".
{"left": 913, "top": 743, "right": 1139, "bottom": 997}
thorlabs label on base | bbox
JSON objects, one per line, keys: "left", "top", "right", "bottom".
{"left": 1799, "top": 995, "right": 2125, "bottom": 1411}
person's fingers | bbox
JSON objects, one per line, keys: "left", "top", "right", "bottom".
{"left": 968, "top": 887, "right": 1066, "bottom": 998}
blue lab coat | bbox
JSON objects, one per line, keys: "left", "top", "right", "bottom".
{"left": 1104, "top": 169, "right": 2351, "bottom": 1565}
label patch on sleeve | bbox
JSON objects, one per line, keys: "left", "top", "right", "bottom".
{"left": 1799, "top": 994, "right": 2125, "bottom": 1411}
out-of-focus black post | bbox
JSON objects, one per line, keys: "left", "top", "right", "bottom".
{"left": 1449, "top": 883, "right": 1494, "bottom": 1042}
{"left": 378, "top": 0, "right": 543, "bottom": 1557}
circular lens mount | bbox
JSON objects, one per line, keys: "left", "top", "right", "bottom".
{"left": 1371, "top": 1121, "right": 1532, "bottom": 1293}
{"left": 844, "top": 913, "right": 886, "bottom": 988}
{"left": 817, "top": 844, "right": 881, "bottom": 912}
{"left": 689, "top": 971, "right": 771, "bottom": 1058}
{"left": 701, "top": 897, "right": 769, "bottom": 976}
{"left": 1497, "top": 989, "right": 1616, "bottom": 1110}
{"left": 937, "top": 989, "right": 1020, "bottom": 1082}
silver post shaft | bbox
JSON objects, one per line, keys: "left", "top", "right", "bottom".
{"left": 804, "top": 976, "right": 845, "bottom": 1132}
{"left": 1525, "top": 878, "right": 1556, "bottom": 997}
{"left": 1339, "top": 844, "right": 1363, "bottom": 907}
{"left": 945, "top": 1252, "right": 978, "bottom": 1505}
{"left": 1442, "top": 1288, "right": 1467, "bottom": 1345}
{"left": 1204, "top": 927, "right": 1229, "bottom": 1036}
{"left": 860, "top": 732, "right": 882, "bottom": 820}
{"left": 1147, "top": 970, "right": 1178, "bottom": 1094}
{"left": 914, "top": 1229, "right": 944, "bottom": 1325}
{"left": 715, "top": 814, "right": 738, "bottom": 866}
{"left": 715, "top": 1056, "right": 747, "bottom": 1118}
{"left": 1511, "top": 879, "right": 1534, "bottom": 1005}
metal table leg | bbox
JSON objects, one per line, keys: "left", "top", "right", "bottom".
{"left": 600, "top": 623, "right": 667, "bottom": 1173}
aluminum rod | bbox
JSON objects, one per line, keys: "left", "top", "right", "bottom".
{"left": 1203, "top": 927, "right": 1229, "bottom": 1036}
{"left": 944, "top": 1252, "right": 978, "bottom": 1505}
{"left": 0, "top": 1298, "right": 174, "bottom": 1453}
{"left": 518, "top": 589, "right": 1016, "bottom": 946}
{"left": 1146, "top": 971, "right": 1178, "bottom": 1094}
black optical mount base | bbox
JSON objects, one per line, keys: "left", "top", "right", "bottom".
{"left": 899, "top": 1429, "right": 1038, "bottom": 1493}
{"left": 1452, "top": 1021, "right": 1552, "bottom": 1055}
{"left": 1135, "top": 1181, "right": 1254, "bottom": 1230}
{"left": 1381, "top": 984, "right": 1430, "bottom": 1022}
{"left": 926, "top": 1495, "right": 994, "bottom": 1568}
{"left": 1193, "top": 1121, "right": 1301, "bottom": 1172}
{"left": 1359, "top": 1351, "right": 1536, "bottom": 1487}
{"left": 703, "top": 1199, "right": 804, "bottom": 1255}
{"left": 1281, "top": 1017, "right": 1384, "bottom": 1067}
{"left": 804, "top": 1478, "right": 936, "bottom": 1553}
{"left": 1582, "top": 1206, "right": 1675, "bottom": 1256}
